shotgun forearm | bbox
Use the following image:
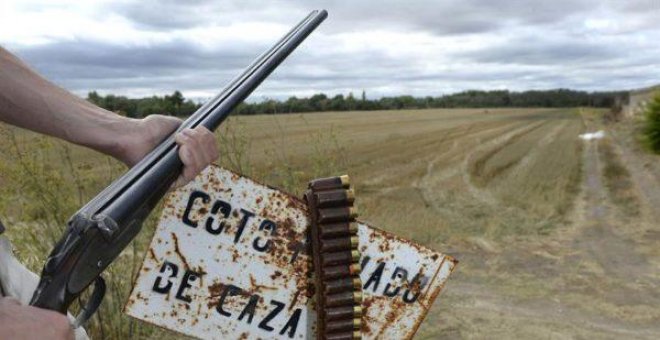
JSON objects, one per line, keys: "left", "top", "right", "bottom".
{"left": 29, "top": 10, "right": 328, "bottom": 327}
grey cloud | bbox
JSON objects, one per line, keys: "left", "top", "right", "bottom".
{"left": 101, "top": 0, "right": 296, "bottom": 30}
{"left": 455, "top": 37, "right": 621, "bottom": 66}
{"left": 107, "top": 1, "right": 219, "bottom": 30}
{"left": 4, "top": 0, "right": 660, "bottom": 100}
{"left": 10, "top": 38, "right": 273, "bottom": 99}
{"left": 103, "top": 0, "right": 598, "bottom": 35}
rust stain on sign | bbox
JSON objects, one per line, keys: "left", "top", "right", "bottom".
{"left": 124, "top": 165, "right": 457, "bottom": 339}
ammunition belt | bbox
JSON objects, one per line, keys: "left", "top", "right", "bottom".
{"left": 306, "top": 175, "right": 362, "bottom": 340}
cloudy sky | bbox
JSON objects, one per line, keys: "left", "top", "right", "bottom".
{"left": 1, "top": 0, "right": 658, "bottom": 101}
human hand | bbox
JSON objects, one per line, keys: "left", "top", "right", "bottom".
{"left": 0, "top": 297, "right": 74, "bottom": 340}
{"left": 119, "top": 114, "right": 219, "bottom": 188}
{"left": 172, "top": 126, "right": 219, "bottom": 188}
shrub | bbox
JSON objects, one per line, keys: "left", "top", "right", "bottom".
{"left": 643, "top": 91, "right": 660, "bottom": 153}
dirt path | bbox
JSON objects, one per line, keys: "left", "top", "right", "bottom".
{"left": 418, "top": 114, "right": 660, "bottom": 339}
{"left": 609, "top": 129, "right": 660, "bottom": 222}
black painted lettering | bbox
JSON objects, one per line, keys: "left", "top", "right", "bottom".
{"left": 216, "top": 284, "right": 242, "bottom": 317}
{"left": 238, "top": 294, "right": 260, "bottom": 324}
{"left": 279, "top": 308, "right": 302, "bottom": 338}
{"left": 152, "top": 261, "right": 178, "bottom": 294}
{"left": 253, "top": 219, "right": 277, "bottom": 252}
{"left": 175, "top": 270, "right": 200, "bottom": 303}
{"left": 360, "top": 256, "right": 371, "bottom": 272}
{"left": 402, "top": 273, "right": 429, "bottom": 303}
{"left": 234, "top": 209, "right": 255, "bottom": 244}
{"left": 182, "top": 191, "right": 210, "bottom": 228}
{"left": 383, "top": 267, "right": 408, "bottom": 297}
{"left": 288, "top": 241, "right": 306, "bottom": 264}
{"left": 258, "top": 300, "right": 285, "bottom": 332}
{"left": 205, "top": 199, "right": 231, "bottom": 235}
{"left": 363, "top": 261, "right": 385, "bottom": 292}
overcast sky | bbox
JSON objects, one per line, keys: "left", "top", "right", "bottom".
{"left": 1, "top": 0, "right": 658, "bottom": 101}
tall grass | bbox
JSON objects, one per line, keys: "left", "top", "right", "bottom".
{"left": 643, "top": 91, "right": 660, "bottom": 153}
{"left": 0, "top": 116, "right": 346, "bottom": 339}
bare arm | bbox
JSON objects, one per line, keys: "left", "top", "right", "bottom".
{"left": 0, "top": 46, "right": 218, "bottom": 338}
{"left": 0, "top": 46, "right": 140, "bottom": 161}
{"left": 0, "top": 46, "right": 217, "bottom": 186}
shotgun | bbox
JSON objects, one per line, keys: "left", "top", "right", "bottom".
{"left": 29, "top": 10, "right": 328, "bottom": 327}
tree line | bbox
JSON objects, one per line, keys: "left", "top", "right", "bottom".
{"left": 87, "top": 89, "right": 622, "bottom": 118}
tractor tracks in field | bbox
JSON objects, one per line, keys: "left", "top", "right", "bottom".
{"left": 467, "top": 121, "right": 548, "bottom": 188}
{"left": 461, "top": 119, "right": 553, "bottom": 207}
{"left": 412, "top": 120, "right": 530, "bottom": 210}
{"left": 414, "top": 118, "right": 563, "bottom": 214}
{"left": 428, "top": 114, "right": 660, "bottom": 339}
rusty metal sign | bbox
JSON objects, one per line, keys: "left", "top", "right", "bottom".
{"left": 125, "top": 165, "right": 457, "bottom": 339}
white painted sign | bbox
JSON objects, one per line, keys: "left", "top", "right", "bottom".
{"left": 125, "top": 165, "right": 456, "bottom": 339}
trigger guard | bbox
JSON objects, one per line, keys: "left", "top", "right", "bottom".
{"left": 72, "top": 276, "right": 106, "bottom": 328}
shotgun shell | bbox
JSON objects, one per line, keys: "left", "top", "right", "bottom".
{"left": 349, "top": 263, "right": 361, "bottom": 275}
{"left": 326, "top": 332, "right": 357, "bottom": 340}
{"left": 316, "top": 189, "right": 355, "bottom": 208}
{"left": 351, "top": 250, "right": 360, "bottom": 263}
{"left": 353, "top": 318, "right": 362, "bottom": 329}
{"left": 320, "top": 237, "right": 352, "bottom": 252}
{"left": 349, "top": 206, "right": 358, "bottom": 219}
{"left": 325, "top": 277, "right": 354, "bottom": 294}
{"left": 353, "top": 331, "right": 361, "bottom": 339}
{"left": 310, "top": 175, "right": 350, "bottom": 191}
{"left": 319, "top": 206, "right": 357, "bottom": 224}
{"left": 340, "top": 175, "right": 350, "bottom": 187}
{"left": 325, "top": 291, "right": 357, "bottom": 307}
{"left": 320, "top": 222, "right": 359, "bottom": 239}
{"left": 353, "top": 291, "right": 363, "bottom": 304}
{"left": 350, "top": 236, "right": 359, "bottom": 249}
{"left": 326, "top": 319, "right": 355, "bottom": 332}
{"left": 322, "top": 251, "right": 354, "bottom": 266}
{"left": 349, "top": 221, "right": 358, "bottom": 234}
{"left": 325, "top": 306, "right": 362, "bottom": 321}
{"left": 325, "top": 277, "right": 362, "bottom": 294}
{"left": 352, "top": 277, "right": 362, "bottom": 290}
{"left": 325, "top": 306, "right": 358, "bottom": 321}
{"left": 323, "top": 265, "right": 351, "bottom": 280}
{"left": 353, "top": 305, "right": 363, "bottom": 318}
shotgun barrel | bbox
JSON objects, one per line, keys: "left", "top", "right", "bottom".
{"left": 29, "top": 10, "right": 328, "bottom": 327}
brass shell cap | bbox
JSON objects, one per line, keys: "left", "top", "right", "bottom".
{"left": 340, "top": 175, "right": 350, "bottom": 187}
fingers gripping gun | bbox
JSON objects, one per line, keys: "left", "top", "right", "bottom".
{"left": 29, "top": 10, "right": 327, "bottom": 327}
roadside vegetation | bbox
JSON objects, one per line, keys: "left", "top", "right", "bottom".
{"left": 643, "top": 91, "right": 660, "bottom": 153}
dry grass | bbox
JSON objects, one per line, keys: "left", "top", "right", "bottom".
{"left": 5, "top": 107, "right": 655, "bottom": 339}
{"left": 599, "top": 138, "right": 640, "bottom": 217}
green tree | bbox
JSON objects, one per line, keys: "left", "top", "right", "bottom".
{"left": 87, "top": 91, "right": 103, "bottom": 106}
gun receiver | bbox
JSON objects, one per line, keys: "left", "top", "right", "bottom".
{"left": 29, "top": 10, "right": 328, "bottom": 327}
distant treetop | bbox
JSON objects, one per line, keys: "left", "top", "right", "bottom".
{"left": 87, "top": 89, "right": 622, "bottom": 118}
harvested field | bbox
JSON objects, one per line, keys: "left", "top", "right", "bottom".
{"left": 1, "top": 107, "right": 659, "bottom": 339}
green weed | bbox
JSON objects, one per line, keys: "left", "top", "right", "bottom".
{"left": 642, "top": 91, "right": 660, "bottom": 153}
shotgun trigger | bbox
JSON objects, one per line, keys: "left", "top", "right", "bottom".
{"left": 72, "top": 276, "right": 106, "bottom": 328}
